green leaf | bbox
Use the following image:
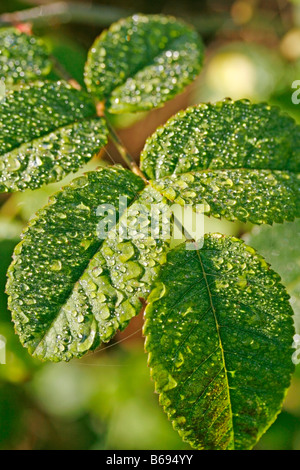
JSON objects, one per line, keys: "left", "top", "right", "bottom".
{"left": 144, "top": 234, "right": 295, "bottom": 450}
{"left": 141, "top": 99, "right": 300, "bottom": 225}
{"left": 6, "top": 167, "right": 171, "bottom": 361}
{"left": 0, "top": 81, "right": 108, "bottom": 192}
{"left": 141, "top": 100, "right": 300, "bottom": 179}
{"left": 0, "top": 27, "right": 52, "bottom": 85}
{"left": 152, "top": 169, "right": 300, "bottom": 224}
{"left": 247, "top": 220, "right": 300, "bottom": 333}
{"left": 85, "top": 14, "right": 204, "bottom": 113}
{"left": 7, "top": 167, "right": 144, "bottom": 360}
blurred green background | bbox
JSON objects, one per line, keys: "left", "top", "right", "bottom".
{"left": 1, "top": 0, "right": 300, "bottom": 450}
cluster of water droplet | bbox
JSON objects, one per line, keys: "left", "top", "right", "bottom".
{"left": 144, "top": 234, "right": 295, "bottom": 450}
{"left": 85, "top": 14, "right": 203, "bottom": 113}
{"left": 7, "top": 167, "right": 145, "bottom": 361}
{"left": 0, "top": 27, "right": 51, "bottom": 85}
{"left": 1, "top": 118, "right": 107, "bottom": 191}
{"left": 107, "top": 34, "right": 202, "bottom": 113}
{"left": 75, "top": 186, "right": 171, "bottom": 346}
{"left": 140, "top": 99, "right": 300, "bottom": 180}
{"left": 0, "top": 81, "right": 108, "bottom": 191}
{"left": 153, "top": 168, "right": 300, "bottom": 225}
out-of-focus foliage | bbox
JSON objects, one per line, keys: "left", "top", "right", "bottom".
{"left": 1, "top": 0, "right": 300, "bottom": 451}
{"left": 45, "top": 34, "right": 87, "bottom": 87}
{"left": 246, "top": 220, "right": 300, "bottom": 334}
{"left": 194, "top": 42, "right": 286, "bottom": 103}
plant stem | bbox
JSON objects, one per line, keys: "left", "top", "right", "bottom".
{"left": 0, "top": 2, "right": 132, "bottom": 27}
{"left": 0, "top": 2, "right": 288, "bottom": 34}
{"left": 0, "top": 4, "right": 230, "bottom": 35}
{"left": 107, "top": 123, "right": 148, "bottom": 183}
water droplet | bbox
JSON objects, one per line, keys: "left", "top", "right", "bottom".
{"left": 50, "top": 260, "right": 62, "bottom": 271}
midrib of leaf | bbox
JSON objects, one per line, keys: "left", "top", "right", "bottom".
{"left": 30, "top": 240, "right": 101, "bottom": 356}
{"left": 150, "top": 167, "right": 300, "bottom": 190}
{"left": 145, "top": 236, "right": 295, "bottom": 449}
{"left": 109, "top": 31, "right": 196, "bottom": 95}
{"left": 0, "top": 114, "right": 98, "bottom": 156}
{"left": 151, "top": 168, "right": 300, "bottom": 225}
{"left": 166, "top": 134, "right": 297, "bottom": 180}
{"left": 150, "top": 166, "right": 299, "bottom": 187}
{"left": 195, "top": 248, "right": 235, "bottom": 448}
{"left": 26, "top": 185, "right": 144, "bottom": 355}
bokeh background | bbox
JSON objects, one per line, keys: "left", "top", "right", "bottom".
{"left": 1, "top": 0, "right": 300, "bottom": 450}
